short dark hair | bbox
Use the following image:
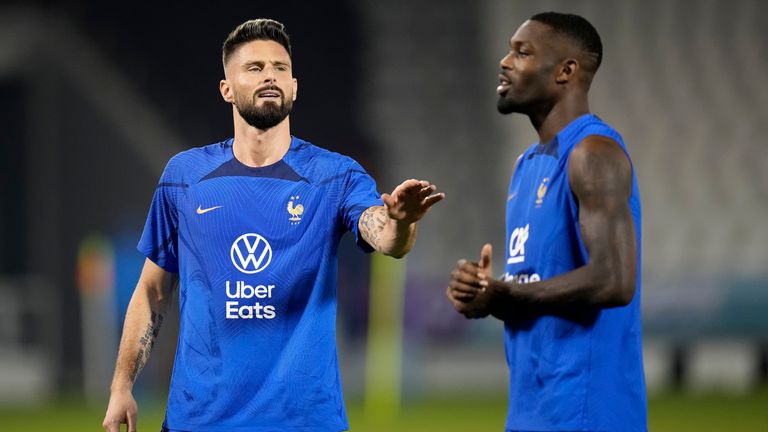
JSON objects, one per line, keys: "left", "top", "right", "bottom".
{"left": 530, "top": 12, "right": 602, "bottom": 70}
{"left": 222, "top": 19, "right": 292, "bottom": 66}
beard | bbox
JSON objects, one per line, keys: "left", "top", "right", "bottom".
{"left": 497, "top": 90, "right": 530, "bottom": 115}
{"left": 497, "top": 76, "right": 556, "bottom": 116}
{"left": 497, "top": 92, "right": 544, "bottom": 116}
{"left": 497, "top": 96, "right": 518, "bottom": 114}
{"left": 234, "top": 87, "right": 294, "bottom": 130}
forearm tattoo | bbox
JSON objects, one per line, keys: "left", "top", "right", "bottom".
{"left": 359, "top": 206, "right": 388, "bottom": 250}
{"left": 130, "top": 312, "right": 164, "bottom": 383}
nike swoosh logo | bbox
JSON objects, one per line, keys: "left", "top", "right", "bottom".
{"left": 196, "top": 205, "right": 222, "bottom": 215}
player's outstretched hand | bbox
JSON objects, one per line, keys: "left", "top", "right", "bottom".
{"left": 103, "top": 390, "right": 138, "bottom": 432}
{"left": 447, "top": 244, "right": 495, "bottom": 319}
{"left": 382, "top": 179, "right": 445, "bottom": 224}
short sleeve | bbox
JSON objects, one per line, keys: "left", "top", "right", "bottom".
{"left": 340, "top": 160, "right": 383, "bottom": 252}
{"left": 137, "top": 159, "right": 184, "bottom": 272}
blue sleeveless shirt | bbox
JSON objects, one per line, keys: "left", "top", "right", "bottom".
{"left": 503, "top": 114, "right": 647, "bottom": 431}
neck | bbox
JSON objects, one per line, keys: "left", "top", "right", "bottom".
{"left": 231, "top": 110, "right": 292, "bottom": 167}
{"left": 528, "top": 91, "right": 590, "bottom": 143}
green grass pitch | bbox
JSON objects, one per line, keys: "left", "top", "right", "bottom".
{"left": 0, "top": 388, "right": 766, "bottom": 431}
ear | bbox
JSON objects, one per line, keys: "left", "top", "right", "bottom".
{"left": 292, "top": 77, "right": 298, "bottom": 102}
{"left": 555, "top": 59, "right": 578, "bottom": 84}
{"left": 220, "top": 79, "right": 234, "bottom": 103}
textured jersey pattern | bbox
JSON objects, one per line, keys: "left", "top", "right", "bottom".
{"left": 503, "top": 114, "right": 647, "bottom": 432}
{"left": 138, "top": 136, "right": 382, "bottom": 431}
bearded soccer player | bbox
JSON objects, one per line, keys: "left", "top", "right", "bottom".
{"left": 102, "top": 19, "right": 444, "bottom": 432}
{"left": 447, "top": 12, "right": 647, "bottom": 432}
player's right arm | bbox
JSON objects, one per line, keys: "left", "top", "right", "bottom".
{"left": 102, "top": 259, "right": 177, "bottom": 432}
{"left": 358, "top": 179, "right": 444, "bottom": 258}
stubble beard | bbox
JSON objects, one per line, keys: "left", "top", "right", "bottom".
{"left": 497, "top": 91, "right": 530, "bottom": 115}
{"left": 497, "top": 96, "right": 517, "bottom": 114}
{"left": 497, "top": 91, "right": 543, "bottom": 117}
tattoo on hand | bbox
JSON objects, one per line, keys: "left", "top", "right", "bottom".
{"left": 359, "top": 207, "right": 388, "bottom": 250}
{"left": 130, "top": 312, "right": 164, "bottom": 383}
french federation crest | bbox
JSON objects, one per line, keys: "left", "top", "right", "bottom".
{"left": 287, "top": 195, "right": 304, "bottom": 224}
{"left": 535, "top": 177, "right": 549, "bottom": 207}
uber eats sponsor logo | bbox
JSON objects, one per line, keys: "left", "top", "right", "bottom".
{"left": 227, "top": 233, "right": 277, "bottom": 320}
{"left": 225, "top": 281, "right": 276, "bottom": 319}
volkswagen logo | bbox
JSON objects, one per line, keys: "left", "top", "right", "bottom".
{"left": 230, "top": 233, "right": 272, "bottom": 274}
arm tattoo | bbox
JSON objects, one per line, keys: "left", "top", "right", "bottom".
{"left": 129, "top": 311, "right": 164, "bottom": 383}
{"left": 359, "top": 206, "right": 388, "bottom": 250}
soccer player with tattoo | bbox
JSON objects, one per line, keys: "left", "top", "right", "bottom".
{"left": 102, "top": 18, "right": 443, "bottom": 432}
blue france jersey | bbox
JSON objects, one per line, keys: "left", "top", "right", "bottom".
{"left": 503, "top": 114, "right": 647, "bottom": 432}
{"left": 138, "top": 136, "right": 382, "bottom": 431}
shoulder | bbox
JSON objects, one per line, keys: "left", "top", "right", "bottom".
{"left": 572, "top": 115, "right": 623, "bottom": 140}
{"left": 169, "top": 139, "right": 230, "bottom": 164}
{"left": 568, "top": 135, "right": 632, "bottom": 195}
{"left": 162, "top": 139, "right": 232, "bottom": 181}
{"left": 288, "top": 136, "right": 367, "bottom": 178}
{"left": 291, "top": 136, "right": 354, "bottom": 163}
{"left": 571, "top": 134, "right": 626, "bottom": 160}
{"left": 513, "top": 153, "right": 524, "bottom": 170}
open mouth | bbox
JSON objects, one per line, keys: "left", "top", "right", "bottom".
{"left": 497, "top": 74, "right": 511, "bottom": 95}
{"left": 257, "top": 88, "right": 282, "bottom": 100}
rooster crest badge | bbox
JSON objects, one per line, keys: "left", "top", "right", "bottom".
{"left": 535, "top": 177, "right": 549, "bottom": 207}
{"left": 287, "top": 195, "right": 304, "bottom": 224}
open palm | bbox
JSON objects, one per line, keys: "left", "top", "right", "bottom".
{"left": 382, "top": 179, "right": 445, "bottom": 224}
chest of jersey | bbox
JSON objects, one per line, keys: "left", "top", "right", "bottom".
{"left": 182, "top": 176, "right": 330, "bottom": 247}
{"left": 175, "top": 176, "right": 336, "bottom": 320}
{"left": 505, "top": 147, "right": 583, "bottom": 282}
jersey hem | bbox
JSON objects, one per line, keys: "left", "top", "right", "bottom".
{"left": 164, "top": 422, "right": 349, "bottom": 432}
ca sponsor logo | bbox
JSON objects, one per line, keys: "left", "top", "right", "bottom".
{"left": 230, "top": 233, "right": 272, "bottom": 274}
{"left": 507, "top": 224, "right": 530, "bottom": 264}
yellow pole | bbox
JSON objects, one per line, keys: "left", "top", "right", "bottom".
{"left": 363, "top": 253, "right": 406, "bottom": 424}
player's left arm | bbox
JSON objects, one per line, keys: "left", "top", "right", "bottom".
{"left": 449, "top": 135, "right": 637, "bottom": 318}
{"left": 358, "top": 179, "right": 445, "bottom": 258}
